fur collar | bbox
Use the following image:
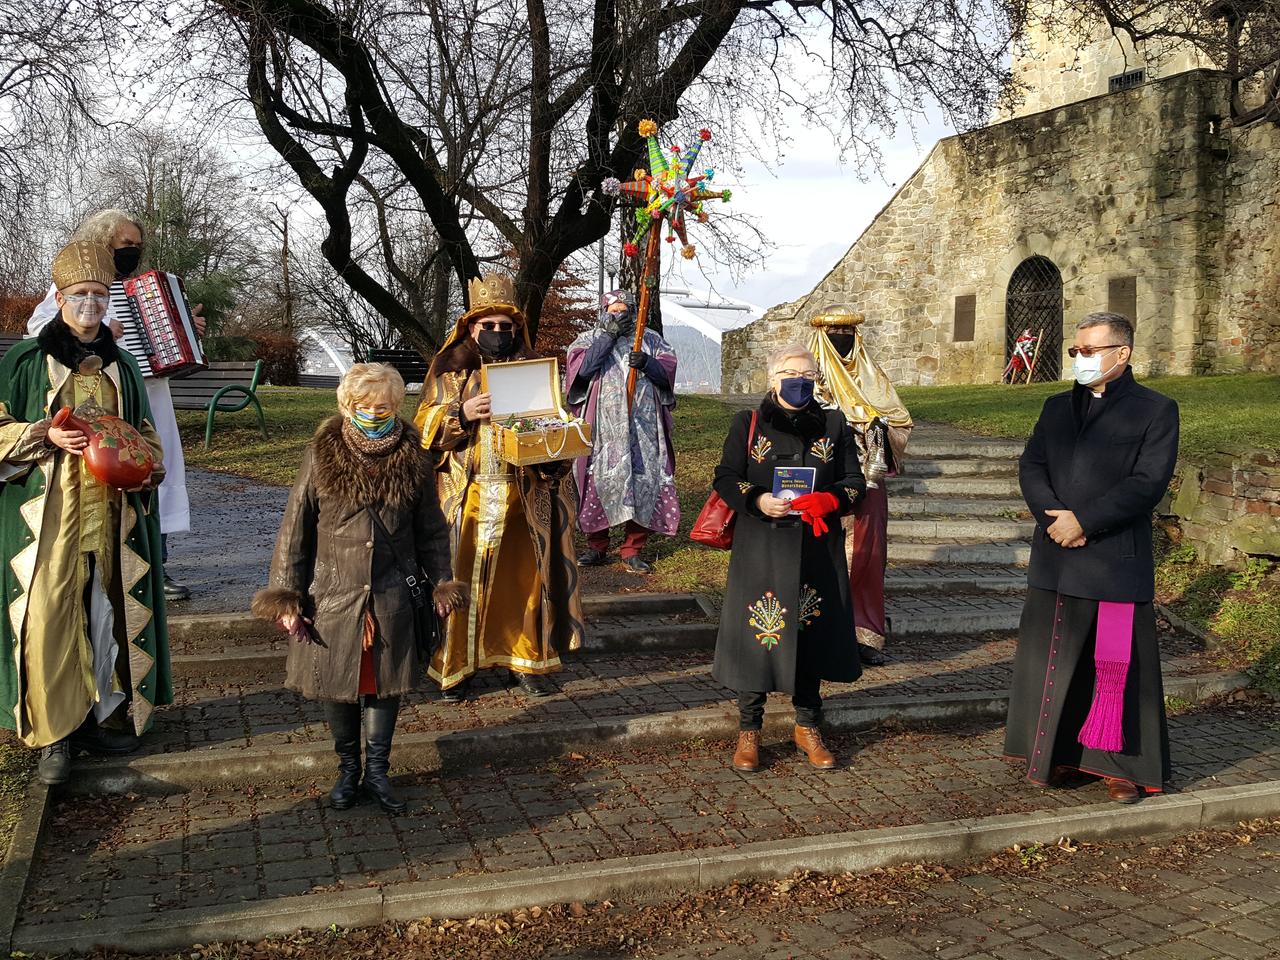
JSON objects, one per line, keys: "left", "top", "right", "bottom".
{"left": 310, "top": 415, "right": 427, "bottom": 509}
{"left": 761, "top": 392, "right": 828, "bottom": 439}
{"left": 37, "top": 316, "right": 120, "bottom": 371}
{"left": 429, "top": 336, "right": 537, "bottom": 376}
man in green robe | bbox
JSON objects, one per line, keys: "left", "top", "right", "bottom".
{"left": 0, "top": 240, "right": 171, "bottom": 785}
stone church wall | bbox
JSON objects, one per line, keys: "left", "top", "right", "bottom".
{"left": 1213, "top": 121, "right": 1280, "bottom": 372}
{"left": 723, "top": 70, "right": 1278, "bottom": 394}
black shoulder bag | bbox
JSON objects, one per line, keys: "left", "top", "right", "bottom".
{"left": 365, "top": 507, "right": 443, "bottom": 660}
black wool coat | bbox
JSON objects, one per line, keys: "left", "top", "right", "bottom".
{"left": 1019, "top": 367, "right": 1179, "bottom": 603}
{"left": 711, "top": 396, "right": 866, "bottom": 694}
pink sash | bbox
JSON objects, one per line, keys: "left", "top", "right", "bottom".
{"left": 1077, "top": 601, "right": 1134, "bottom": 753}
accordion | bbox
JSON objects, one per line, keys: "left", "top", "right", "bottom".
{"left": 110, "top": 271, "right": 206, "bottom": 378}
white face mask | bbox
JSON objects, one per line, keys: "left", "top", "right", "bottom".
{"left": 1072, "top": 347, "right": 1120, "bottom": 386}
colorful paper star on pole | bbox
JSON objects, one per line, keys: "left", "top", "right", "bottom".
{"left": 602, "top": 119, "right": 734, "bottom": 408}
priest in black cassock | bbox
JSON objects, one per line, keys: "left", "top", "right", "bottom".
{"left": 1004, "top": 312, "right": 1179, "bottom": 804}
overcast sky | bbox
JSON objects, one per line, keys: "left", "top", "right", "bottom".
{"left": 663, "top": 112, "right": 954, "bottom": 314}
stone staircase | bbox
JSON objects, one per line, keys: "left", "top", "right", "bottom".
{"left": 3, "top": 420, "right": 1258, "bottom": 955}
{"left": 882, "top": 421, "right": 1031, "bottom": 632}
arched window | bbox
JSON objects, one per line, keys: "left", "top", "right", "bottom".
{"left": 1005, "top": 256, "right": 1063, "bottom": 382}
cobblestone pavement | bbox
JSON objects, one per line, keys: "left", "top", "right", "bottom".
{"left": 128, "top": 630, "right": 1208, "bottom": 756}
{"left": 21, "top": 703, "right": 1280, "bottom": 928}
{"left": 630, "top": 824, "right": 1280, "bottom": 960}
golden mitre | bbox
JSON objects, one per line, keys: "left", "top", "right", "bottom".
{"left": 52, "top": 240, "right": 116, "bottom": 291}
{"left": 459, "top": 272, "right": 525, "bottom": 326}
{"left": 809, "top": 304, "right": 866, "bottom": 329}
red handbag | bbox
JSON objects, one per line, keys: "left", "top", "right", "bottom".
{"left": 690, "top": 411, "right": 758, "bottom": 550}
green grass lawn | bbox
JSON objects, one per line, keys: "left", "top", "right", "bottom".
{"left": 898, "top": 373, "right": 1280, "bottom": 460}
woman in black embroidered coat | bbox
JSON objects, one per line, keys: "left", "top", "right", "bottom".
{"left": 711, "top": 344, "right": 865, "bottom": 773}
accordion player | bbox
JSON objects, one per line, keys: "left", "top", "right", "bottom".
{"left": 110, "top": 270, "right": 207, "bottom": 378}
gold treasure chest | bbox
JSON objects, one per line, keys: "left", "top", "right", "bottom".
{"left": 481, "top": 357, "right": 593, "bottom": 466}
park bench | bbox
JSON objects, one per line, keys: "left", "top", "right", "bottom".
{"left": 0, "top": 332, "right": 21, "bottom": 360}
{"left": 170, "top": 360, "right": 268, "bottom": 449}
{"left": 368, "top": 348, "right": 430, "bottom": 384}
{"left": 297, "top": 373, "right": 340, "bottom": 389}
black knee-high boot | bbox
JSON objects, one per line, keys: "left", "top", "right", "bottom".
{"left": 323, "top": 701, "right": 363, "bottom": 810}
{"left": 361, "top": 696, "right": 406, "bottom": 813}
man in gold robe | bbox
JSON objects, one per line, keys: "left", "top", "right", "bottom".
{"left": 809, "top": 306, "right": 913, "bottom": 666}
{"left": 415, "top": 273, "right": 584, "bottom": 701}
{"left": 0, "top": 241, "right": 169, "bottom": 785}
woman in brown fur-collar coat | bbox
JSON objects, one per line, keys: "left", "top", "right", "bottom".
{"left": 253, "top": 364, "right": 466, "bottom": 813}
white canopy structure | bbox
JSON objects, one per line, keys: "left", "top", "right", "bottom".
{"left": 657, "top": 286, "right": 763, "bottom": 392}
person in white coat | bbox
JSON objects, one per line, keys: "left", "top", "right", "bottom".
{"left": 28, "top": 208, "right": 205, "bottom": 600}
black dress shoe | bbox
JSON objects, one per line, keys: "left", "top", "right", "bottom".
{"left": 71, "top": 722, "right": 141, "bottom": 756}
{"left": 439, "top": 678, "right": 471, "bottom": 702}
{"left": 37, "top": 739, "right": 72, "bottom": 786}
{"left": 163, "top": 575, "right": 191, "bottom": 601}
{"left": 577, "top": 548, "right": 608, "bottom": 567}
{"left": 857, "top": 644, "right": 887, "bottom": 667}
{"left": 511, "top": 670, "right": 557, "bottom": 698}
{"left": 622, "top": 556, "right": 652, "bottom": 575}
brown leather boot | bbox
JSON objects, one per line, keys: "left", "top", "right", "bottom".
{"left": 794, "top": 725, "right": 836, "bottom": 770}
{"left": 733, "top": 731, "right": 761, "bottom": 772}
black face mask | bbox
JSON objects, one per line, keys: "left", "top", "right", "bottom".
{"left": 476, "top": 329, "right": 517, "bottom": 358}
{"left": 113, "top": 246, "right": 142, "bottom": 278}
{"left": 827, "top": 332, "right": 856, "bottom": 356}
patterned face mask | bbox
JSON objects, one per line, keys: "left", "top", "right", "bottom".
{"left": 351, "top": 408, "right": 396, "bottom": 439}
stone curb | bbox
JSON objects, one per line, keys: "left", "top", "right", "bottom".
{"left": 67, "top": 670, "right": 1246, "bottom": 795}
{"left": 172, "top": 613, "right": 1034, "bottom": 681}
{"left": 15, "top": 776, "right": 1280, "bottom": 954}
{"left": 0, "top": 780, "right": 50, "bottom": 953}
{"left": 168, "top": 593, "right": 714, "bottom": 646}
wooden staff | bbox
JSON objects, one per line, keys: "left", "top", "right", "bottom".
{"left": 1025, "top": 329, "right": 1044, "bottom": 384}
{"left": 626, "top": 217, "right": 665, "bottom": 410}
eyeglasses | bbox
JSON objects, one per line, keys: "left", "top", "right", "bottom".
{"left": 1067, "top": 344, "right": 1125, "bottom": 358}
{"left": 775, "top": 369, "right": 819, "bottom": 380}
{"left": 63, "top": 294, "right": 110, "bottom": 309}
{"left": 474, "top": 320, "right": 515, "bottom": 332}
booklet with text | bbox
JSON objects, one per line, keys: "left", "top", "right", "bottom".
{"left": 773, "top": 466, "right": 816, "bottom": 513}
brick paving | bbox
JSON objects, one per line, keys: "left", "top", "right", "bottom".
{"left": 125, "top": 629, "right": 1208, "bottom": 756}
{"left": 632, "top": 827, "right": 1280, "bottom": 960}
{"left": 19, "top": 703, "right": 1280, "bottom": 930}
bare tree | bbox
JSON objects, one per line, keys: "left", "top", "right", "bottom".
{"left": 168, "top": 0, "right": 1030, "bottom": 348}
{"left": 90, "top": 123, "right": 274, "bottom": 329}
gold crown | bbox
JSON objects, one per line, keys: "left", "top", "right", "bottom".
{"left": 809, "top": 304, "right": 865, "bottom": 329}
{"left": 52, "top": 240, "right": 116, "bottom": 291}
{"left": 460, "top": 272, "right": 525, "bottom": 326}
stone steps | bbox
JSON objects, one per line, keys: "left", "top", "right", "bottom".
{"left": 884, "top": 568, "right": 1025, "bottom": 595}
{"left": 887, "top": 476, "right": 1023, "bottom": 497}
{"left": 887, "top": 517, "right": 1035, "bottom": 540}
{"left": 16, "top": 689, "right": 1261, "bottom": 954}
{"left": 67, "top": 641, "right": 1224, "bottom": 795}
{"left": 169, "top": 594, "right": 1027, "bottom": 682}
{"left": 907, "top": 438, "right": 1024, "bottom": 459}
{"left": 888, "top": 538, "right": 1032, "bottom": 566}
{"left": 890, "top": 496, "right": 1030, "bottom": 518}
{"left": 901, "top": 458, "right": 1018, "bottom": 478}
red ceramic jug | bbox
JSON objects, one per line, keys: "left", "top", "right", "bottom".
{"left": 51, "top": 406, "right": 154, "bottom": 489}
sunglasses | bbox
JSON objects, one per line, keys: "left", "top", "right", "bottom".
{"left": 63, "top": 293, "right": 110, "bottom": 308}
{"left": 474, "top": 320, "right": 515, "bottom": 332}
{"left": 1067, "top": 344, "right": 1125, "bottom": 358}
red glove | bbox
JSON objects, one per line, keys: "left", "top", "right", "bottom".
{"left": 790, "top": 491, "right": 840, "bottom": 537}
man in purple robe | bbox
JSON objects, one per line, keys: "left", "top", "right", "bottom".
{"left": 565, "top": 290, "right": 679, "bottom": 574}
